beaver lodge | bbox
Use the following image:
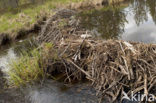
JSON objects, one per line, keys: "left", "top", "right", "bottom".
{"left": 36, "top": 9, "right": 156, "bottom": 102}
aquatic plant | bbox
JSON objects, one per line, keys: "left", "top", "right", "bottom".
{"left": 7, "top": 42, "right": 59, "bottom": 87}
{"left": 8, "top": 49, "right": 45, "bottom": 87}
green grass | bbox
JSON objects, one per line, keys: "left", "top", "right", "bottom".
{"left": 7, "top": 42, "right": 59, "bottom": 87}
{"left": 8, "top": 49, "right": 45, "bottom": 87}
{"left": 0, "top": 0, "right": 84, "bottom": 37}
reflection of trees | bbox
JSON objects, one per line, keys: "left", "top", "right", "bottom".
{"left": 131, "top": 0, "right": 156, "bottom": 25}
{"left": 146, "top": 0, "right": 156, "bottom": 24}
{"left": 79, "top": 8, "right": 127, "bottom": 39}
{"left": 131, "top": 0, "right": 148, "bottom": 26}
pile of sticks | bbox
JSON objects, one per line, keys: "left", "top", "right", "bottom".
{"left": 38, "top": 9, "right": 156, "bottom": 102}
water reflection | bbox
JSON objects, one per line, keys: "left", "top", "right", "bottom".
{"left": 0, "top": 80, "right": 110, "bottom": 103}
{"left": 79, "top": 8, "right": 127, "bottom": 39}
{"left": 131, "top": 0, "right": 148, "bottom": 26}
{"left": 26, "top": 80, "right": 108, "bottom": 103}
{"left": 0, "top": 48, "right": 16, "bottom": 71}
{"left": 147, "top": 0, "right": 156, "bottom": 25}
{"left": 123, "top": 0, "right": 156, "bottom": 43}
{"left": 79, "top": 0, "right": 156, "bottom": 43}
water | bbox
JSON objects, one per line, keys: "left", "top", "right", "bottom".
{"left": 79, "top": 0, "right": 156, "bottom": 43}
{"left": 0, "top": 80, "right": 105, "bottom": 103}
{"left": 0, "top": 48, "right": 16, "bottom": 71}
{"left": 26, "top": 80, "right": 105, "bottom": 103}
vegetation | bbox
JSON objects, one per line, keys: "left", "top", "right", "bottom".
{"left": 7, "top": 42, "right": 58, "bottom": 87}
{"left": 0, "top": 0, "right": 84, "bottom": 37}
{"left": 8, "top": 49, "right": 45, "bottom": 87}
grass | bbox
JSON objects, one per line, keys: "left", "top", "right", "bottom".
{"left": 8, "top": 49, "right": 45, "bottom": 87}
{"left": 0, "top": 0, "right": 84, "bottom": 37}
{"left": 7, "top": 42, "right": 58, "bottom": 87}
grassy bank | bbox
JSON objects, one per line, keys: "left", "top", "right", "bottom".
{"left": 0, "top": 0, "right": 84, "bottom": 38}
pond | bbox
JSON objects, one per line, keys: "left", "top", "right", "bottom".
{"left": 79, "top": 0, "right": 156, "bottom": 43}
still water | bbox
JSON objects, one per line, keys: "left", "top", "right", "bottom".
{"left": 79, "top": 0, "right": 156, "bottom": 43}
